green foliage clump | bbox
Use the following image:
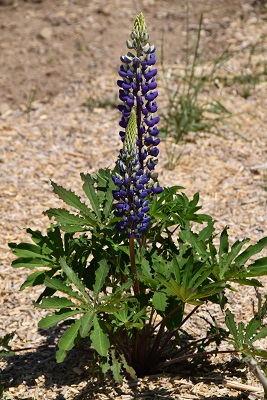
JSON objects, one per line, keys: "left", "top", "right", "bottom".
{"left": 9, "top": 170, "right": 267, "bottom": 380}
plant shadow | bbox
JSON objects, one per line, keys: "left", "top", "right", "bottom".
{"left": 1, "top": 329, "right": 255, "bottom": 400}
{"left": 1, "top": 326, "right": 94, "bottom": 395}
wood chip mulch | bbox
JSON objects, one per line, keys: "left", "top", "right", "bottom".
{"left": 1, "top": 7, "right": 267, "bottom": 400}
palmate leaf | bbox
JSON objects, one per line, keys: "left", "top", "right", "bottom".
{"left": 226, "top": 258, "right": 267, "bottom": 281}
{"left": 44, "top": 277, "right": 85, "bottom": 303}
{"left": 225, "top": 310, "right": 267, "bottom": 359}
{"left": 45, "top": 208, "right": 90, "bottom": 232}
{"left": 11, "top": 257, "right": 52, "bottom": 270}
{"left": 38, "top": 309, "right": 82, "bottom": 329}
{"left": 102, "top": 173, "right": 116, "bottom": 218}
{"left": 9, "top": 242, "right": 51, "bottom": 259}
{"left": 231, "top": 278, "right": 263, "bottom": 287}
{"left": 9, "top": 226, "right": 66, "bottom": 271}
{"left": 246, "top": 258, "right": 267, "bottom": 277}
{"left": 244, "top": 317, "right": 261, "bottom": 344}
{"left": 90, "top": 168, "right": 116, "bottom": 219}
{"left": 51, "top": 181, "right": 96, "bottom": 219}
{"left": 46, "top": 208, "right": 86, "bottom": 225}
{"left": 90, "top": 316, "right": 110, "bottom": 356}
{"left": 110, "top": 349, "right": 122, "bottom": 383}
{"left": 234, "top": 237, "right": 267, "bottom": 266}
{"left": 198, "top": 221, "right": 216, "bottom": 241}
{"left": 219, "top": 237, "right": 250, "bottom": 279}
{"left": 225, "top": 309, "right": 238, "bottom": 342}
{"left": 179, "top": 230, "right": 207, "bottom": 257}
{"left": 59, "top": 257, "right": 91, "bottom": 303}
{"left": 81, "top": 173, "right": 101, "bottom": 220}
{"left": 20, "top": 269, "right": 55, "bottom": 291}
{"left": 35, "top": 296, "right": 77, "bottom": 309}
{"left": 93, "top": 259, "right": 110, "bottom": 299}
{"left": 56, "top": 320, "right": 81, "bottom": 363}
{"left": 79, "top": 311, "right": 94, "bottom": 338}
{"left": 250, "top": 327, "right": 267, "bottom": 344}
{"left": 152, "top": 292, "right": 168, "bottom": 311}
{"left": 121, "top": 353, "right": 137, "bottom": 379}
{"left": 219, "top": 227, "right": 229, "bottom": 258}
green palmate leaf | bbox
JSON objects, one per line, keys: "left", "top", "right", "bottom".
{"left": 181, "top": 254, "right": 194, "bottom": 288}
{"left": 38, "top": 309, "right": 81, "bottom": 329}
{"left": 90, "top": 169, "right": 115, "bottom": 219}
{"left": 25, "top": 228, "right": 47, "bottom": 246}
{"left": 178, "top": 282, "right": 224, "bottom": 304}
{"left": 51, "top": 181, "right": 95, "bottom": 219}
{"left": 9, "top": 242, "right": 51, "bottom": 260}
{"left": 234, "top": 237, "right": 267, "bottom": 266}
{"left": 172, "top": 255, "right": 182, "bottom": 284}
{"left": 44, "top": 277, "right": 85, "bottom": 303}
{"left": 219, "top": 237, "right": 250, "bottom": 279}
{"left": 198, "top": 221, "right": 215, "bottom": 241}
{"left": 244, "top": 317, "right": 261, "bottom": 344}
{"left": 249, "top": 327, "right": 267, "bottom": 344}
{"left": 20, "top": 270, "right": 54, "bottom": 291}
{"left": 190, "top": 264, "right": 220, "bottom": 290}
{"left": 93, "top": 259, "right": 110, "bottom": 298}
{"left": 102, "top": 177, "right": 115, "bottom": 218}
{"left": 11, "top": 257, "right": 52, "bottom": 270}
{"left": 152, "top": 292, "right": 168, "bottom": 311}
{"left": 246, "top": 258, "right": 267, "bottom": 277}
{"left": 179, "top": 229, "right": 207, "bottom": 257}
{"left": 225, "top": 309, "right": 238, "bottom": 341}
{"left": 219, "top": 227, "right": 229, "bottom": 258}
{"left": 226, "top": 239, "right": 250, "bottom": 264}
{"left": 46, "top": 208, "right": 86, "bottom": 225}
{"left": 90, "top": 316, "right": 110, "bottom": 356}
{"left": 35, "top": 297, "right": 77, "bottom": 309}
{"left": 110, "top": 349, "right": 122, "bottom": 383}
{"left": 81, "top": 173, "right": 101, "bottom": 220}
{"left": 56, "top": 320, "right": 81, "bottom": 362}
{"left": 46, "top": 226, "right": 65, "bottom": 256}
{"left": 121, "top": 353, "right": 137, "bottom": 379}
{"left": 140, "top": 258, "right": 152, "bottom": 279}
{"left": 100, "top": 358, "right": 111, "bottom": 375}
{"left": 231, "top": 278, "right": 263, "bottom": 287}
{"left": 79, "top": 311, "right": 94, "bottom": 338}
{"left": 59, "top": 257, "right": 91, "bottom": 303}
{"left": 98, "top": 304, "right": 120, "bottom": 313}
{"left": 45, "top": 208, "right": 89, "bottom": 232}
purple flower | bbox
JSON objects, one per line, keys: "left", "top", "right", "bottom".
{"left": 113, "top": 110, "right": 153, "bottom": 237}
{"left": 113, "top": 13, "right": 163, "bottom": 237}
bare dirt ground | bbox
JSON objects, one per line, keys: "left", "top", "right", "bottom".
{"left": 0, "top": 0, "right": 267, "bottom": 399}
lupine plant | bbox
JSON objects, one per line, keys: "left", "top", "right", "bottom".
{"left": 8, "top": 13, "right": 267, "bottom": 382}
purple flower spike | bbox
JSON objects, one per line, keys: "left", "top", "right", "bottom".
{"left": 113, "top": 13, "right": 163, "bottom": 237}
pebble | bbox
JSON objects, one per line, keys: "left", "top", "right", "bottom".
{"left": 0, "top": 102, "right": 11, "bottom": 116}
{"left": 39, "top": 27, "right": 53, "bottom": 40}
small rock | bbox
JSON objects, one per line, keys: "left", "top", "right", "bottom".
{"left": 0, "top": 102, "right": 11, "bottom": 116}
{"left": 39, "top": 27, "right": 53, "bottom": 40}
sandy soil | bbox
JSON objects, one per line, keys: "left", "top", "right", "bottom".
{"left": 0, "top": 0, "right": 267, "bottom": 399}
